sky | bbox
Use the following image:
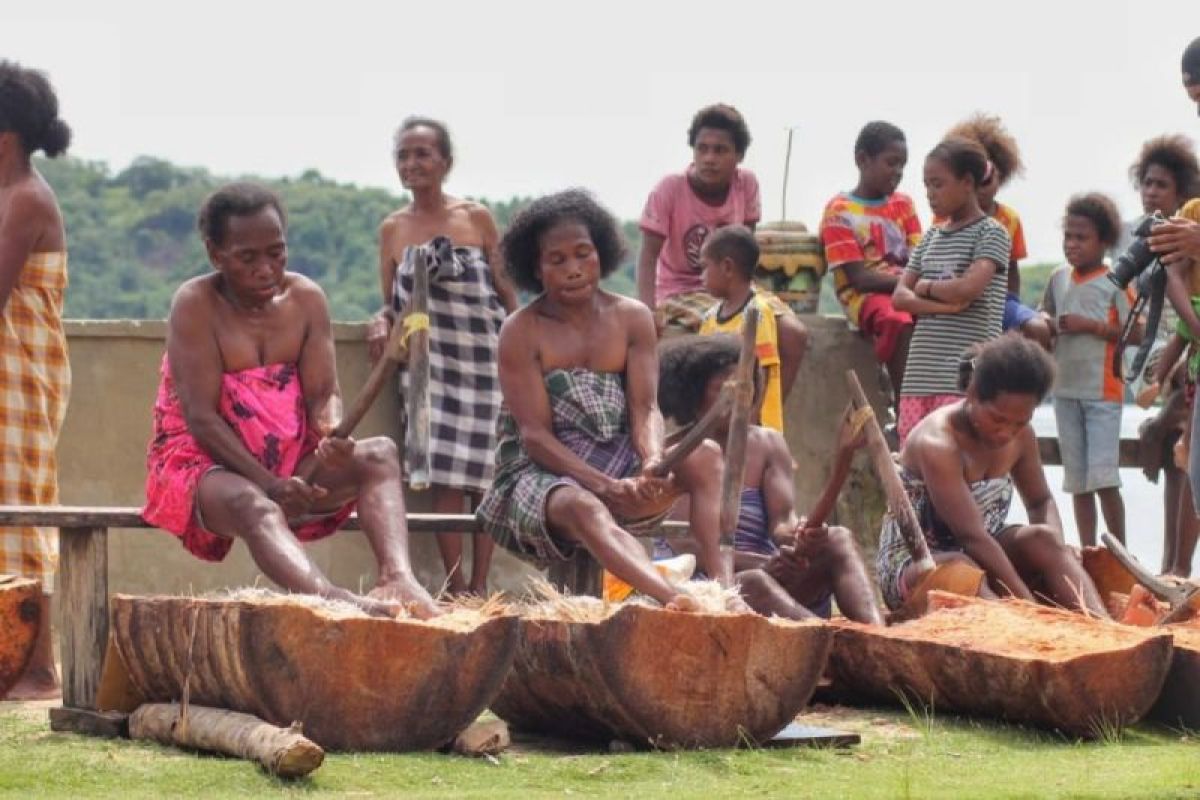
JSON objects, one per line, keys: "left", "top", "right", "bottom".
{"left": 6, "top": 0, "right": 1200, "bottom": 263}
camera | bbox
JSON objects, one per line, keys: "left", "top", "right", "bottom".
{"left": 1108, "top": 212, "right": 1166, "bottom": 289}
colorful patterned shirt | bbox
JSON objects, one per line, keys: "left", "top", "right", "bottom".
{"left": 819, "top": 192, "right": 922, "bottom": 325}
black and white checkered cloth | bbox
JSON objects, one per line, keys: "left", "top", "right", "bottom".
{"left": 392, "top": 236, "right": 505, "bottom": 493}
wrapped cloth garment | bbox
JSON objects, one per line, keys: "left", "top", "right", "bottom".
{"left": 0, "top": 252, "right": 70, "bottom": 593}
{"left": 392, "top": 237, "right": 505, "bottom": 493}
{"left": 477, "top": 368, "right": 668, "bottom": 568}
{"left": 875, "top": 466, "right": 1014, "bottom": 610}
{"left": 142, "top": 357, "right": 354, "bottom": 561}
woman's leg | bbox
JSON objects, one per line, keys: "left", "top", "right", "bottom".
{"left": 431, "top": 487, "right": 468, "bottom": 595}
{"left": 998, "top": 524, "right": 1107, "bottom": 616}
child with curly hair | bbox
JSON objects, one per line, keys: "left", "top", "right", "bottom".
{"left": 1040, "top": 193, "right": 1137, "bottom": 547}
{"left": 656, "top": 334, "right": 883, "bottom": 623}
{"left": 476, "top": 190, "right": 738, "bottom": 610}
{"left": 940, "top": 113, "right": 1051, "bottom": 350}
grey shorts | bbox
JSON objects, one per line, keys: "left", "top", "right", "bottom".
{"left": 1053, "top": 397, "right": 1122, "bottom": 494}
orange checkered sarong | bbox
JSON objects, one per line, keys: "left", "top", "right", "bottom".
{"left": 0, "top": 252, "right": 70, "bottom": 594}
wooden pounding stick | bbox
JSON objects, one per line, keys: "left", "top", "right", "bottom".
{"left": 403, "top": 245, "right": 433, "bottom": 490}
{"left": 845, "top": 370, "right": 935, "bottom": 575}
{"left": 719, "top": 305, "right": 760, "bottom": 537}
{"left": 649, "top": 385, "right": 735, "bottom": 478}
{"left": 294, "top": 303, "right": 414, "bottom": 484}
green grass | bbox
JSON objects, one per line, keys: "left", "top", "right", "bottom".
{"left": 2, "top": 703, "right": 1199, "bottom": 799}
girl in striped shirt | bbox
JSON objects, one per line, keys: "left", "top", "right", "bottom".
{"left": 892, "top": 137, "right": 1012, "bottom": 443}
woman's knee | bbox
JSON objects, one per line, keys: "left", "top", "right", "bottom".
{"left": 1011, "top": 524, "right": 1070, "bottom": 568}
{"left": 224, "top": 484, "right": 286, "bottom": 531}
{"left": 547, "top": 487, "right": 613, "bottom": 540}
{"left": 354, "top": 436, "right": 401, "bottom": 473}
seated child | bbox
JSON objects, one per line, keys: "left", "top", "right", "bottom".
{"left": 698, "top": 226, "right": 807, "bottom": 433}
{"left": 476, "top": 190, "right": 737, "bottom": 610}
{"left": 819, "top": 120, "right": 922, "bottom": 406}
{"left": 655, "top": 334, "right": 883, "bottom": 623}
{"left": 1039, "top": 192, "right": 1137, "bottom": 547}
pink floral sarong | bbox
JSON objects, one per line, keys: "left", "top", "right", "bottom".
{"left": 142, "top": 356, "right": 354, "bottom": 562}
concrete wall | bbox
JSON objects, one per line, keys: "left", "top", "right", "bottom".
{"left": 56, "top": 317, "right": 888, "bottom": 598}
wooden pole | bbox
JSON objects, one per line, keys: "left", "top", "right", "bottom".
{"left": 844, "top": 370, "right": 935, "bottom": 574}
{"left": 720, "top": 305, "right": 760, "bottom": 536}
{"left": 404, "top": 245, "right": 433, "bottom": 490}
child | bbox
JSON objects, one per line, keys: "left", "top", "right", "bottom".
{"left": 892, "top": 136, "right": 1012, "bottom": 443}
{"left": 475, "top": 190, "right": 740, "bottom": 611}
{"left": 942, "top": 114, "right": 1052, "bottom": 350}
{"left": 819, "top": 121, "right": 923, "bottom": 408}
{"left": 1040, "top": 193, "right": 1137, "bottom": 547}
{"left": 698, "top": 225, "right": 806, "bottom": 433}
{"left": 656, "top": 334, "right": 883, "bottom": 624}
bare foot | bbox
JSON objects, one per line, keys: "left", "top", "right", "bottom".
{"left": 3, "top": 667, "right": 61, "bottom": 702}
{"left": 725, "top": 594, "right": 755, "bottom": 615}
{"left": 370, "top": 575, "right": 441, "bottom": 619}
{"left": 665, "top": 593, "right": 701, "bottom": 613}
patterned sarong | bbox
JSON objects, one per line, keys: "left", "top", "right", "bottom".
{"left": 733, "top": 487, "right": 775, "bottom": 556}
{"left": 875, "top": 466, "right": 1014, "bottom": 609}
{"left": 476, "top": 368, "right": 667, "bottom": 568}
{"left": 0, "top": 252, "right": 70, "bottom": 594}
{"left": 142, "top": 356, "right": 354, "bottom": 562}
{"left": 392, "top": 237, "right": 505, "bottom": 493}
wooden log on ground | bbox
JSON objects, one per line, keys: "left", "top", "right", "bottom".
{"left": 827, "top": 592, "right": 1172, "bottom": 738}
{"left": 129, "top": 703, "right": 324, "bottom": 778}
{"left": 490, "top": 601, "right": 832, "bottom": 749}
{"left": 0, "top": 576, "right": 40, "bottom": 698}
{"left": 110, "top": 594, "right": 518, "bottom": 751}
{"left": 404, "top": 242, "right": 433, "bottom": 490}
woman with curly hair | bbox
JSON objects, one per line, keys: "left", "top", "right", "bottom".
{"left": 371, "top": 117, "right": 518, "bottom": 596}
{"left": 0, "top": 61, "right": 72, "bottom": 699}
{"left": 942, "top": 113, "right": 1051, "bottom": 349}
{"left": 476, "top": 190, "right": 736, "bottom": 610}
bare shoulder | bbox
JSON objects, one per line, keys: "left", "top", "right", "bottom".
{"left": 169, "top": 274, "right": 218, "bottom": 317}
{"left": 284, "top": 273, "right": 331, "bottom": 313}
{"left": 378, "top": 206, "right": 415, "bottom": 239}
{"left": 499, "top": 302, "right": 538, "bottom": 348}
{"left": 1, "top": 177, "right": 57, "bottom": 225}
{"left": 755, "top": 426, "right": 790, "bottom": 457}
{"left": 610, "top": 292, "right": 654, "bottom": 326}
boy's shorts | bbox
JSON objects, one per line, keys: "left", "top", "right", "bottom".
{"left": 1003, "top": 292, "right": 1038, "bottom": 331}
{"left": 1053, "top": 397, "right": 1122, "bottom": 493}
{"left": 858, "top": 293, "right": 913, "bottom": 363}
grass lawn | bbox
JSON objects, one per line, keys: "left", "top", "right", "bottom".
{"left": 1, "top": 700, "right": 1198, "bottom": 799}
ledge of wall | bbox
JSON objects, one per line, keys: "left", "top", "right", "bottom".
{"left": 55, "top": 315, "right": 889, "bottom": 597}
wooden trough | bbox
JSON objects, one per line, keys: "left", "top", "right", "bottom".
{"left": 826, "top": 592, "right": 1173, "bottom": 738}
{"left": 490, "top": 599, "right": 832, "bottom": 749}
{"left": 0, "top": 576, "right": 40, "bottom": 698}
{"left": 109, "top": 593, "right": 518, "bottom": 752}
{"left": 1153, "top": 622, "right": 1200, "bottom": 728}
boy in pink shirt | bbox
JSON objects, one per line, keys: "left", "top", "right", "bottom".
{"left": 637, "top": 103, "right": 801, "bottom": 347}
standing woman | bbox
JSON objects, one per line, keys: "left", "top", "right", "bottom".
{"left": 0, "top": 62, "right": 72, "bottom": 699}
{"left": 371, "top": 117, "right": 517, "bottom": 596}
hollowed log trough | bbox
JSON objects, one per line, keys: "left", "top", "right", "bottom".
{"left": 490, "top": 604, "right": 832, "bottom": 749}
{"left": 109, "top": 594, "right": 518, "bottom": 751}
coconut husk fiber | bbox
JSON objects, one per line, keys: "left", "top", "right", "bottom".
{"left": 0, "top": 576, "right": 40, "bottom": 698}
{"left": 490, "top": 581, "right": 833, "bottom": 749}
{"left": 109, "top": 590, "right": 518, "bottom": 751}
{"left": 826, "top": 592, "right": 1172, "bottom": 738}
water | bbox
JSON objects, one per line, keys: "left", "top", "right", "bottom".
{"left": 1009, "top": 404, "right": 1171, "bottom": 570}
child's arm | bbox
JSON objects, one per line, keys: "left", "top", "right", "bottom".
{"left": 636, "top": 232, "right": 665, "bottom": 316}
{"left": 1156, "top": 334, "right": 1187, "bottom": 386}
{"left": 1166, "top": 262, "right": 1200, "bottom": 340}
{"left": 912, "top": 257, "right": 999, "bottom": 306}
{"left": 841, "top": 261, "right": 900, "bottom": 294}
{"left": 776, "top": 313, "right": 806, "bottom": 402}
{"left": 892, "top": 269, "right": 969, "bottom": 315}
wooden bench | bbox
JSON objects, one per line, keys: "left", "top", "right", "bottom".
{"left": 0, "top": 505, "right": 687, "bottom": 734}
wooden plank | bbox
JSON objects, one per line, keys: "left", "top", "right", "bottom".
{"left": 58, "top": 526, "right": 108, "bottom": 710}
{"left": 1038, "top": 436, "right": 1140, "bottom": 468}
{"left": 404, "top": 243, "right": 432, "bottom": 489}
{"left": 48, "top": 707, "right": 129, "bottom": 738}
{"left": 0, "top": 508, "right": 691, "bottom": 536}
{"left": 762, "top": 722, "right": 861, "bottom": 749}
